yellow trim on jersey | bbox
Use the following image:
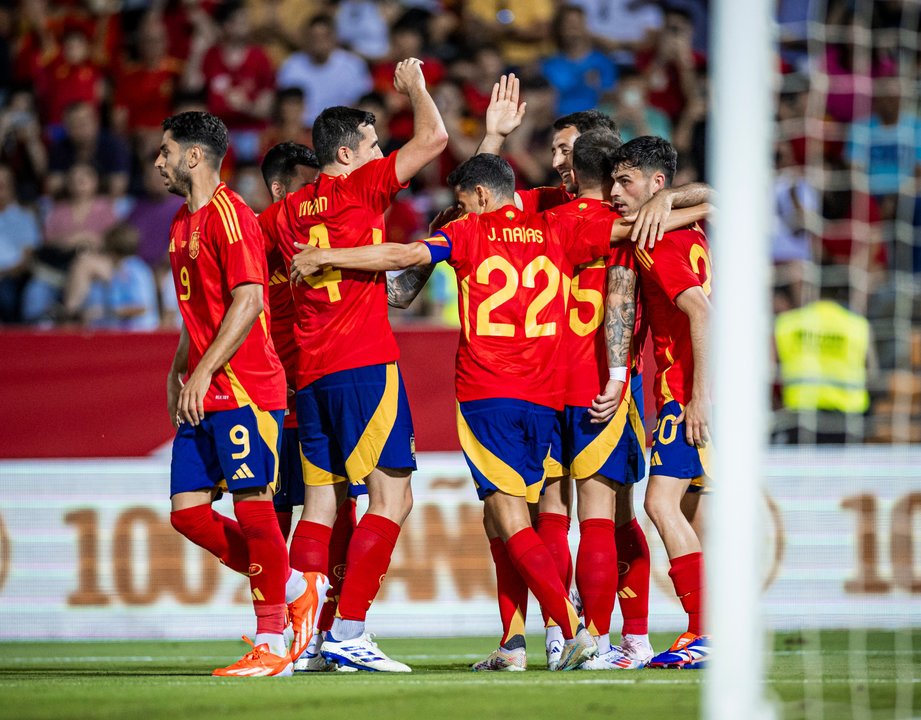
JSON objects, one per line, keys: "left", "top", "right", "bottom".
{"left": 224, "top": 363, "right": 280, "bottom": 491}
{"left": 570, "top": 384, "right": 632, "bottom": 480}
{"left": 460, "top": 275, "right": 471, "bottom": 342}
{"left": 635, "top": 247, "right": 653, "bottom": 270}
{"left": 456, "top": 404, "right": 542, "bottom": 503}
{"left": 212, "top": 192, "right": 243, "bottom": 245}
{"left": 344, "top": 362, "right": 400, "bottom": 482}
{"left": 258, "top": 310, "right": 268, "bottom": 337}
{"left": 299, "top": 444, "right": 348, "bottom": 486}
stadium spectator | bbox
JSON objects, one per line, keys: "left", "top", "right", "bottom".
{"left": 61, "top": 223, "right": 159, "bottom": 331}
{"left": 461, "top": 0, "right": 554, "bottom": 68}
{"left": 276, "top": 14, "right": 373, "bottom": 127}
{"left": 634, "top": 6, "right": 706, "bottom": 125}
{"left": 47, "top": 102, "right": 131, "bottom": 199}
{"left": 0, "top": 164, "right": 41, "bottom": 322}
{"left": 775, "top": 280, "right": 875, "bottom": 444}
{"left": 113, "top": 15, "right": 182, "bottom": 142}
{"left": 125, "top": 162, "right": 185, "bottom": 270}
{"left": 540, "top": 4, "right": 618, "bottom": 117}
{"left": 246, "top": 0, "right": 317, "bottom": 67}
{"left": 603, "top": 67, "right": 671, "bottom": 143}
{"left": 23, "top": 163, "right": 119, "bottom": 322}
{"left": 184, "top": 1, "right": 275, "bottom": 163}
{"left": 566, "top": 0, "right": 662, "bottom": 66}
{"left": 260, "top": 87, "right": 314, "bottom": 158}
{"left": 0, "top": 90, "right": 48, "bottom": 204}
{"left": 335, "top": 0, "right": 391, "bottom": 61}
{"left": 32, "top": 24, "right": 104, "bottom": 128}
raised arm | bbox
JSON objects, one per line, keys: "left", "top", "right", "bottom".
{"left": 386, "top": 266, "right": 436, "bottom": 309}
{"left": 674, "top": 286, "right": 711, "bottom": 446}
{"left": 611, "top": 203, "right": 711, "bottom": 246}
{"left": 291, "top": 240, "right": 434, "bottom": 283}
{"left": 393, "top": 58, "right": 449, "bottom": 185}
{"left": 630, "top": 183, "right": 713, "bottom": 249}
{"left": 590, "top": 264, "right": 637, "bottom": 423}
{"left": 177, "top": 283, "right": 264, "bottom": 426}
{"left": 476, "top": 73, "right": 527, "bottom": 156}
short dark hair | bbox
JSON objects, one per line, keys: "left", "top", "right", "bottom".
{"left": 611, "top": 136, "right": 678, "bottom": 186}
{"left": 572, "top": 129, "right": 622, "bottom": 188}
{"left": 277, "top": 86, "right": 305, "bottom": 103}
{"left": 446, "top": 153, "right": 515, "bottom": 198}
{"left": 552, "top": 110, "right": 621, "bottom": 144}
{"left": 161, "top": 111, "right": 228, "bottom": 166}
{"left": 261, "top": 142, "right": 319, "bottom": 189}
{"left": 312, "top": 106, "right": 376, "bottom": 166}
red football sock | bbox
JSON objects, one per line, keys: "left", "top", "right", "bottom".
{"left": 489, "top": 537, "right": 529, "bottom": 645}
{"left": 536, "top": 512, "right": 572, "bottom": 625}
{"left": 275, "top": 511, "right": 293, "bottom": 542}
{"left": 235, "top": 500, "right": 289, "bottom": 635}
{"left": 615, "top": 518, "right": 651, "bottom": 635}
{"left": 318, "top": 500, "right": 357, "bottom": 632}
{"left": 668, "top": 552, "right": 704, "bottom": 635}
{"left": 336, "top": 513, "right": 400, "bottom": 621}
{"left": 170, "top": 505, "right": 249, "bottom": 574}
{"left": 505, "top": 528, "right": 580, "bottom": 640}
{"left": 576, "top": 519, "right": 618, "bottom": 637}
{"left": 289, "top": 520, "right": 331, "bottom": 574}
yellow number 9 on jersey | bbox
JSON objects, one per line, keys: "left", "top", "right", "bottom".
{"left": 178, "top": 266, "right": 191, "bottom": 301}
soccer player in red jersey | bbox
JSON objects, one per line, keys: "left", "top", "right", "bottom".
{"left": 479, "top": 76, "right": 671, "bottom": 668}
{"left": 157, "top": 112, "right": 325, "bottom": 677}
{"left": 288, "top": 154, "right": 708, "bottom": 671}
{"left": 609, "top": 136, "right": 713, "bottom": 670}
{"left": 268, "top": 58, "right": 447, "bottom": 673}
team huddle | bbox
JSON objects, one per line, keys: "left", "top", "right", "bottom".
{"left": 158, "top": 60, "right": 713, "bottom": 677}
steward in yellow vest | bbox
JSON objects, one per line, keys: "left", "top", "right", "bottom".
{"left": 775, "top": 299, "right": 870, "bottom": 414}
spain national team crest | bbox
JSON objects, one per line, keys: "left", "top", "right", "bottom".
{"left": 188, "top": 229, "right": 200, "bottom": 260}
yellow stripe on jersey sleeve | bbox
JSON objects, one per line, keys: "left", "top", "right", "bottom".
{"left": 216, "top": 191, "right": 243, "bottom": 241}
{"left": 212, "top": 192, "right": 243, "bottom": 244}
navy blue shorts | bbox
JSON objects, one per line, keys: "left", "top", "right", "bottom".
{"left": 457, "top": 398, "right": 556, "bottom": 503}
{"left": 170, "top": 405, "right": 284, "bottom": 497}
{"left": 296, "top": 362, "right": 416, "bottom": 490}
{"left": 649, "top": 399, "right": 710, "bottom": 491}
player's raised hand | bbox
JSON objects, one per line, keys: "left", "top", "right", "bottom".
{"left": 485, "top": 73, "right": 527, "bottom": 140}
{"left": 588, "top": 379, "right": 625, "bottom": 423}
{"left": 428, "top": 205, "right": 463, "bottom": 234}
{"left": 394, "top": 58, "right": 426, "bottom": 96}
{"left": 627, "top": 188, "right": 675, "bottom": 251}
{"left": 177, "top": 368, "right": 209, "bottom": 427}
{"left": 290, "top": 242, "right": 325, "bottom": 284}
{"left": 677, "top": 396, "right": 710, "bottom": 447}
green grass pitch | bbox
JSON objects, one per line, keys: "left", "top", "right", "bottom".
{"left": 0, "top": 631, "right": 917, "bottom": 720}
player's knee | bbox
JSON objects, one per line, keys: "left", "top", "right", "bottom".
{"left": 643, "top": 492, "right": 667, "bottom": 528}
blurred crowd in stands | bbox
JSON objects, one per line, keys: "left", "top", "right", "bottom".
{"left": 0, "top": 0, "right": 917, "bottom": 440}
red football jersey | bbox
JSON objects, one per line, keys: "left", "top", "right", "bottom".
{"left": 259, "top": 200, "right": 298, "bottom": 428}
{"left": 168, "top": 183, "right": 286, "bottom": 412}
{"left": 556, "top": 198, "right": 636, "bottom": 407}
{"left": 635, "top": 225, "right": 712, "bottom": 411}
{"left": 438, "top": 204, "right": 612, "bottom": 409}
{"left": 519, "top": 184, "right": 648, "bottom": 376}
{"left": 517, "top": 185, "right": 573, "bottom": 214}
{"left": 274, "top": 152, "right": 408, "bottom": 388}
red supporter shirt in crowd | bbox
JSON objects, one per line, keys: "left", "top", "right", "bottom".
{"left": 258, "top": 200, "right": 299, "bottom": 428}
{"left": 168, "top": 183, "right": 286, "bottom": 412}
{"left": 274, "top": 152, "right": 407, "bottom": 389}
{"left": 635, "top": 224, "right": 711, "bottom": 412}
{"left": 555, "top": 198, "right": 637, "bottom": 407}
{"left": 202, "top": 45, "right": 275, "bottom": 130}
{"left": 115, "top": 57, "right": 182, "bottom": 130}
{"left": 34, "top": 54, "right": 102, "bottom": 124}
{"left": 436, "top": 204, "right": 612, "bottom": 409}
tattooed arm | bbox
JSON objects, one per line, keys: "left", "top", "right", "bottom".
{"left": 589, "top": 264, "right": 637, "bottom": 423}
{"left": 386, "top": 266, "right": 436, "bottom": 309}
